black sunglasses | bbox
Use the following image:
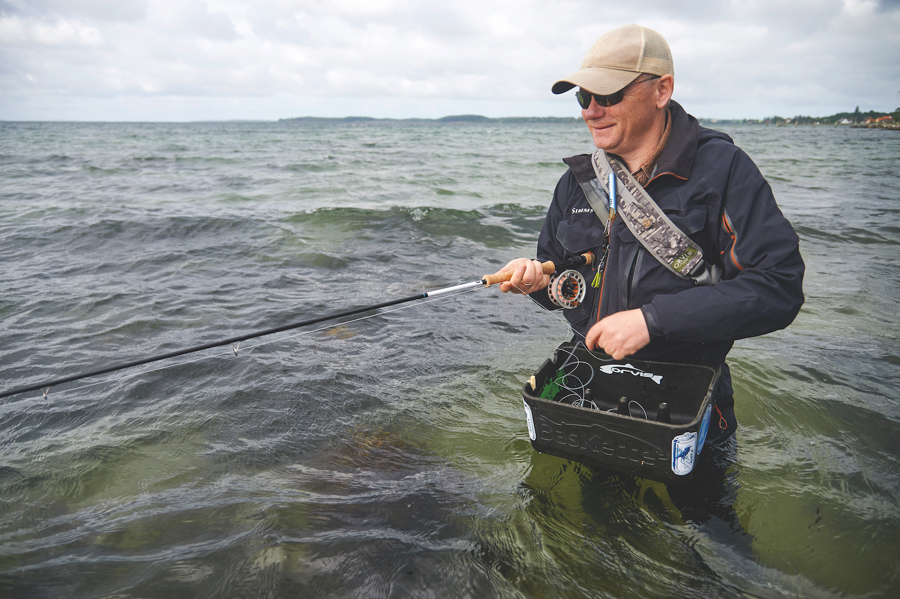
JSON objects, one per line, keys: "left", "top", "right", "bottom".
{"left": 575, "top": 75, "right": 661, "bottom": 109}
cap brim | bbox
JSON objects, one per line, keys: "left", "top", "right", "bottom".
{"left": 552, "top": 68, "right": 641, "bottom": 95}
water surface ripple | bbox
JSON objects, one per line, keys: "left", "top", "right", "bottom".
{"left": 1, "top": 121, "right": 898, "bottom": 598}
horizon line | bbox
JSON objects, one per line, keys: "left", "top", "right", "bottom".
{"left": 2, "top": 110, "right": 892, "bottom": 125}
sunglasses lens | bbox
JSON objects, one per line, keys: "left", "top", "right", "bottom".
{"left": 575, "top": 89, "right": 591, "bottom": 109}
{"left": 602, "top": 90, "right": 624, "bottom": 107}
{"left": 576, "top": 88, "right": 627, "bottom": 109}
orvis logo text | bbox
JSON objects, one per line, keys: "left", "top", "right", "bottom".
{"left": 598, "top": 363, "right": 663, "bottom": 385}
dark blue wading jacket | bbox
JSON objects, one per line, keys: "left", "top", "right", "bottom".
{"left": 532, "top": 100, "right": 805, "bottom": 443}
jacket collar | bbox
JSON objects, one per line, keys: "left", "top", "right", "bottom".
{"left": 647, "top": 100, "right": 699, "bottom": 183}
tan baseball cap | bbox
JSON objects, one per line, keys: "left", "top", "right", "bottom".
{"left": 552, "top": 24, "right": 674, "bottom": 95}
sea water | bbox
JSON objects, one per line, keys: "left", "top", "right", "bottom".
{"left": 1, "top": 119, "right": 898, "bottom": 598}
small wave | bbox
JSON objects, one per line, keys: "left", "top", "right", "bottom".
{"left": 292, "top": 252, "right": 350, "bottom": 270}
{"left": 84, "top": 166, "right": 123, "bottom": 175}
{"left": 841, "top": 226, "right": 897, "bottom": 246}
{"left": 284, "top": 205, "right": 538, "bottom": 248}
{"left": 483, "top": 203, "right": 549, "bottom": 217}
{"left": 794, "top": 224, "right": 900, "bottom": 246}
{"left": 792, "top": 225, "right": 845, "bottom": 245}
{"left": 283, "top": 163, "right": 338, "bottom": 173}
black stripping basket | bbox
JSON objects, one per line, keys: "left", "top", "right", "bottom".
{"left": 521, "top": 342, "right": 721, "bottom": 483}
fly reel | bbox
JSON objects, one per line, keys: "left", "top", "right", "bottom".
{"left": 547, "top": 269, "right": 586, "bottom": 309}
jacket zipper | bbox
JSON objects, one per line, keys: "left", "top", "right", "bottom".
{"left": 595, "top": 251, "right": 609, "bottom": 323}
{"left": 594, "top": 216, "right": 615, "bottom": 323}
{"left": 721, "top": 211, "right": 743, "bottom": 271}
{"left": 625, "top": 250, "right": 641, "bottom": 309}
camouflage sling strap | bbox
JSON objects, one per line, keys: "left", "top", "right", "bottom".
{"left": 590, "top": 149, "right": 721, "bottom": 286}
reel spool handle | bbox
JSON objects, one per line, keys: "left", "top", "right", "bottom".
{"left": 481, "top": 252, "right": 593, "bottom": 286}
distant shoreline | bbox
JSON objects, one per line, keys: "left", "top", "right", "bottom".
{"left": 849, "top": 122, "right": 900, "bottom": 130}
{"left": 279, "top": 114, "right": 899, "bottom": 128}
{"left": 2, "top": 115, "right": 896, "bottom": 127}
{"left": 278, "top": 115, "right": 580, "bottom": 124}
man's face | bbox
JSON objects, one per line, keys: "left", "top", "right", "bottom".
{"left": 580, "top": 76, "right": 666, "bottom": 159}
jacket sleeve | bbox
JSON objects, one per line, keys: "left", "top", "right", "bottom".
{"left": 641, "top": 149, "right": 805, "bottom": 343}
{"left": 528, "top": 172, "right": 573, "bottom": 311}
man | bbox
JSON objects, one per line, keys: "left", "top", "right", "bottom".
{"left": 495, "top": 24, "right": 804, "bottom": 445}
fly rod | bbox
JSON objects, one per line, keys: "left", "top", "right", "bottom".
{"left": 0, "top": 253, "right": 593, "bottom": 400}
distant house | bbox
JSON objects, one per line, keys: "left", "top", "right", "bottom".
{"left": 838, "top": 118, "right": 852, "bottom": 124}
{"left": 864, "top": 117, "right": 876, "bottom": 123}
{"left": 876, "top": 116, "right": 894, "bottom": 122}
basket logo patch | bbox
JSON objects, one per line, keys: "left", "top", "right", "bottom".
{"left": 598, "top": 363, "right": 663, "bottom": 385}
{"left": 523, "top": 400, "right": 536, "bottom": 441}
{"left": 671, "top": 431, "right": 697, "bottom": 476}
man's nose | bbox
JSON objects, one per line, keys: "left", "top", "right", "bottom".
{"left": 582, "top": 98, "right": 606, "bottom": 119}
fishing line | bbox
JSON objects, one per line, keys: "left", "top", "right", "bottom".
{"left": 0, "top": 285, "right": 484, "bottom": 402}
{"left": 628, "top": 400, "right": 648, "bottom": 419}
{"left": 552, "top": 345, "right": 598, "bottom": 410}
{"left": 23, "top": 290, "right": 477, "bottom": 403}
{"left": 512, "top": 279, "right": 613, "bottom": 363}
{"left": 2, "top": 252, "right": 592, "bottom": 401}
{"left": 510, "top": 277, "right": 626, "bottom": 413}
{"left": 516, "top": 282, "right": 658, "bottom": 419}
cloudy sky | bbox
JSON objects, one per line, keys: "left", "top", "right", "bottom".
{"left": 1, "top": 0, "right": 898, "bottom": 121}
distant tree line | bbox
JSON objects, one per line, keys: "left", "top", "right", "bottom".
{"left": 769, "top": 107, "right": 899, "bottom": 124}
{"left": 279, "top": 115, "right": 580, "bottom": 124}
{"left": 702, "top": 106, "right": 899, "bottom": 126}
{"left": 283, "top": 106, "right": 900, "bottom": 127}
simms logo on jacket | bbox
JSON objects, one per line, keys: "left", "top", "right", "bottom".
{"left": 570, "top": 207, "right": 593, "bottom": 215}
{"left": 598, "top": 364, "right": 663, "bottom": 385}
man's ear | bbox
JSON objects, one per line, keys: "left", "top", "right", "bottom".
{"left": 656, "top": 74, "right": 674, "bottom": 109}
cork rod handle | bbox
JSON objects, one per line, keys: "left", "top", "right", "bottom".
{"left": 481, "top": 252, "right": 593, "bottom": 286}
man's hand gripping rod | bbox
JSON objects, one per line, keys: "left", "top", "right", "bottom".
{"left": 480, "top": 252, "right": 594, "bottom": 286}
{"left": 421, "top": 252, "right": 593, "bottom": 299}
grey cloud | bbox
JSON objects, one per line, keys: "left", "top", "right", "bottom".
{"left": 179, "top": 0, "right": 235, "bottom": 42}
{"left": 1, "top": 0, "right": 898, "bottom": 121}
{"left": 248, "top": 4, "right": 311, "bottom": 45}
{"left": 407, "top": 5, "right": 475, "bottom": 39}
{"left": 0, "top": 0, "right": 147, "bottom": 22}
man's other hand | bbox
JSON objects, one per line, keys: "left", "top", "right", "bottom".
{"left": 585, "top": 309, "right": 651, "bottom": 360}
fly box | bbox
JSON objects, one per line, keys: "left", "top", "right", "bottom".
{"left": 521, "top": 342, "right": 721, "bottom": 483}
